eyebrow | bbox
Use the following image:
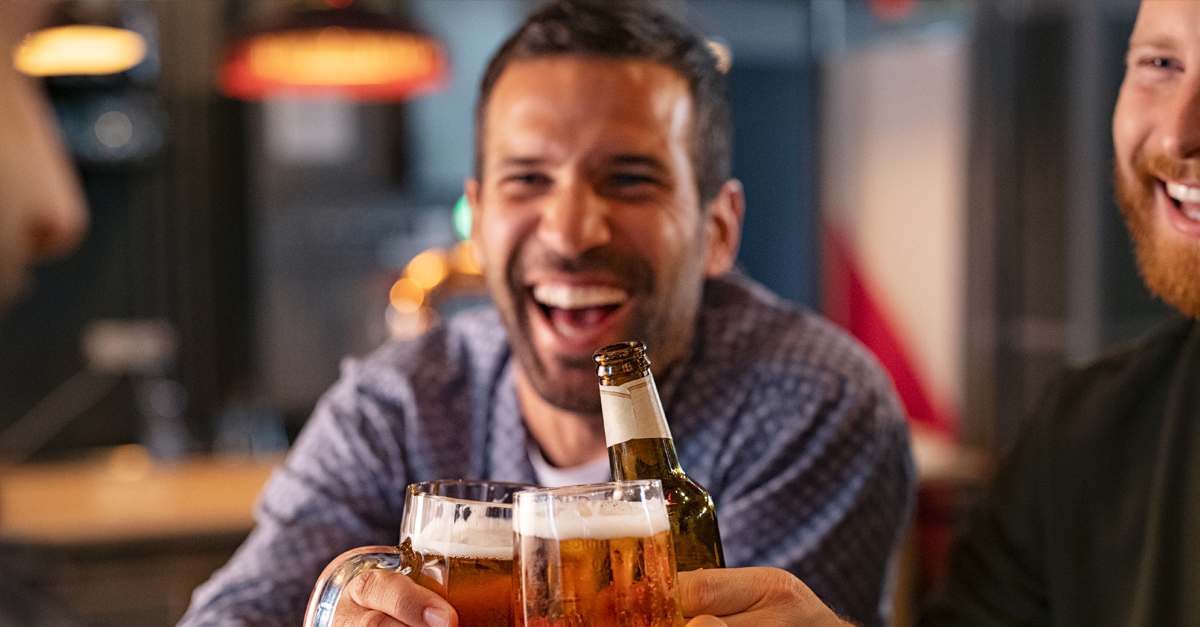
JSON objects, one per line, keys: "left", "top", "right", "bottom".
{"left": 495, "top": 156, "right": 547, "bottom": 170}
{"left": 606, "top": 154, "right": 669, "bottom": 171}
{"left": 493, "top": 154, "right": 670, "bottom": 171}
{"left": 1128, "top": 34, "right": 1178, "bottom": 51}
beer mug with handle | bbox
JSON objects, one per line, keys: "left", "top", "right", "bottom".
{"left": 304, "top": 480, "right": 530, "bottom": 627}
{"left": 513, "top": 480, "right": 684, "bottom": 627}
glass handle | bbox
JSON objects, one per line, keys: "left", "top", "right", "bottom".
{"left": 303, "top": 545, "right": 404, "bottom": 627}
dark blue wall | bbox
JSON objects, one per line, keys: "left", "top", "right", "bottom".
{"left": 728, "top": 62, "right": 818, "bottom": 308}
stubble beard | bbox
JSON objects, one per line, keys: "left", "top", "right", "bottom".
{"left": 492, "top": 247, "right": 652, "bottom": 417}
{"left": 1116, "top": 150, "right": 1200, "bottom": 319}
{"left": 488, "top": 245, "right": 701, "bottom": 417}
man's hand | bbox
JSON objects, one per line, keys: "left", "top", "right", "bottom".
{"left": 677, "top": 567, "right": 855, "bottom": 627}
{"left": 330, "top": 569, "right": 454, "bottom": 627}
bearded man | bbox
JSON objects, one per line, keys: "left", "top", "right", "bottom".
{"left": 924, "top": 2, "right": 1200, "bottom": 626}
{"left": 179, "top": 2, "right": 914, "bottom": 627}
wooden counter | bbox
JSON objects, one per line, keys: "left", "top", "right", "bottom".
{"left": 0, "top": 447, "right": 279, "bottom": 546}
{"left": 0, "top": 448, "right": 281, "bottom": 627}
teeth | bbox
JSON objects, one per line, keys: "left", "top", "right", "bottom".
{"left": 532, "top": 284, "right": 627, "bottom": 309}
{"left": 1166, "top": 182, "right": 1200, "bottom": 221}
{"left": 1166, "top": 181, "right": 1200, "bottom": 203}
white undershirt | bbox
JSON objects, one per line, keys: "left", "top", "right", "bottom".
{"left": 527, "top": 444, "right": 612, "bottom": 487}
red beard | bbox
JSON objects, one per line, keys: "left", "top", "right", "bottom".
{"left": 1115, "top": 150, "right": 1200, "bottom": 319}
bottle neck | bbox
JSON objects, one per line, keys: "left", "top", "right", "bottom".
{"left": 598, "top": 372, "right": 673, "bottom": 447}
{"left": 599, "top": 370, "right": 684, "bottom": 481}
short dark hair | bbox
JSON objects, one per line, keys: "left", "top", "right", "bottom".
{"left": 473, "top": 0, "right": 732, "bottom": 206}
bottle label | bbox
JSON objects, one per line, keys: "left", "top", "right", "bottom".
{"left": 599, "top": 374, "right": 673, "bottom": 447}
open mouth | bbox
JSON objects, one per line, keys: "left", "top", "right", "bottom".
{"left": 1165, "top": 181, "right": 1200, "bottom": 222}
{"left": 531, "top": 283, "right": 628, "bottom": 339}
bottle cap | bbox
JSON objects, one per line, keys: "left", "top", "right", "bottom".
{"left": 593, "top": 340, "right": 651, "bottom": 383}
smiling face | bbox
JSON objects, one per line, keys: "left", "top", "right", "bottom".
{"left": 0, "top": 2, "right": 87, "bottom": 310}
{"left": 1114, "top": 0, "right": 1200, "bottom": 318}
{"left": 467, "top": 56, "right": 740, "bottom": 415}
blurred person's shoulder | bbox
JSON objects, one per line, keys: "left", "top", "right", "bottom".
{"left": 932, "top": 319, "right": 1200, "bottom": 627}
{"left": 984, "top": 317, "right": 1200, "bottom": 503}
{"left": 1026, "top": 316, "right": 1199, "bottom": 442}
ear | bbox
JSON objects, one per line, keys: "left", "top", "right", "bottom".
{"left": 702, "top": 179, "right": 744, "bottom": 277}
{"left": 465, "top": 178, "right": 486, "bottom": 272}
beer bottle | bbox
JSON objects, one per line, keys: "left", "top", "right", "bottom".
{"left": 593, "top": 340, "right": 725, "bottom": 571}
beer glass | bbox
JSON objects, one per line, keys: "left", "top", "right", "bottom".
{"left": 304, "top": 480, "right": 529, "bottom": 627}
{"left": 513, "top": 480, "right": 684, "bottom": 627}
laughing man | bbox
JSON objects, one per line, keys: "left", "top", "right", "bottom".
{"left": 179, "top": 2, "right": 914, "bottom": 626}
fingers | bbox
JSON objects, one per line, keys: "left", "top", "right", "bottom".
{"left": 676, "top": 567, "right": 850, "bottom": 627}
{"left": 686, "top": 616, "right": 729, "bottom": 627}
{"left": 678, "top": 567, "right": 789, "bottom": 617}
{"left": 335, "top": 570, "right": 456, "bottom": 627}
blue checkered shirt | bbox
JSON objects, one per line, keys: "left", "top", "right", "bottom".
{"left": 178, "top": 272, "right": 915, "bottom": 627}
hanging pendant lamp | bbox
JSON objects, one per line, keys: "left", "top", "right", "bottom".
{"left": 220, "top": 3, "right": 448, "bottom": 102}
{"left": 14, "top": 24, "right": 148, "bottom": 77}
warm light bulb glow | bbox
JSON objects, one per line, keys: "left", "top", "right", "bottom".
{"left": 406, "top": 250, "right": 448, "bottom": 290}
{"left": 14, "top": 25, "right": 147, "bottom": 77}
{"left": 386, "top": 303, "right": 433, "bottom": 340}
{"left": 389, "top": 277, "right": 425, "bottom": 313}
{"left": 450, "top": 240, "right": 482, "bottom": 276}
{"left": 106, "top": 444, "right": 154, "bottom": 482}
{"left": 247, "top": 28, "right": 442, "bottom": 87}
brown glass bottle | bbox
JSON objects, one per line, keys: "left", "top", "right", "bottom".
{"left": 593, "top": 341, "right": 725, "bottom": 571}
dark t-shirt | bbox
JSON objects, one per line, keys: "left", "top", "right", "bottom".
{"left": 926, "top": 317, "right": 1200, "bottom": 627}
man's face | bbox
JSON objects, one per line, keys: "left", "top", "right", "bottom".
{"left": 1114, "top": 0, "right": 1200, "bottom": 318}
{"left": 467, "top": 57, "right": 739, "bottom": 415}
{"left": 0, "top": 2, "right": 87, "bottom": 310}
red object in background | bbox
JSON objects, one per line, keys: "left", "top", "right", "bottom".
{"left": 220, "top": 6, "right": 448, "bottom": 102}
{"left": 870, "top": 0, "right": 917, "bottom": 22}
{"left": 824, "top": 224, "right": 978, "bottom": 601}
{"left": 822, "top": 226, "right": 956, "bottom": 436}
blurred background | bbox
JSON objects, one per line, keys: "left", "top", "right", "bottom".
{"left": 0, "top": 0, "right": 1162, "bottom": 625}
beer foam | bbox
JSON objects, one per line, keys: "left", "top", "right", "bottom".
{"left": 517, "top": 497, "right": 670, "bottom": 540}
{"left": 408, "top": 512, "right": 514, "bottom": 560}
{"left": 409, "top": 536, "right": 514, "bottom": 561}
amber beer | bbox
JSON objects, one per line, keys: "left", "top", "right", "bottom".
{"left": 513, "top": 480, "right": 684, "bottom": 627}
{"left": 399, "top": 534, "right": 513, "bottom": 627}
{"left": 304, "top": 480, "right": 527, "bottom": 627}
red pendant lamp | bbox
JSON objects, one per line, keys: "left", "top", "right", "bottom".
{"left": 220, "top": 1, "right": 448, "bottom": 101}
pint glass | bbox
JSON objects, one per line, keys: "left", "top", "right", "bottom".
{"left": 513, "top": 480, "right": 683, "bottom": 627}
{"left": 304, "top": 480, "right": 529, "bottom": 627}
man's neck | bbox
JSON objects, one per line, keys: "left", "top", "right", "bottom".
{"left": 515, "top": 366, "right": 608, "bottom": 469}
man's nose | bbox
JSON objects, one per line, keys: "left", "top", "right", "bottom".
{"left": 1161, "top": 74, "right": 1200, "bottom": 160}
{"left": 27, "top": 185, "right": 87, "bottom": 262}
{"left": 536, "top": 179, "right": 611, "bottom": 258}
